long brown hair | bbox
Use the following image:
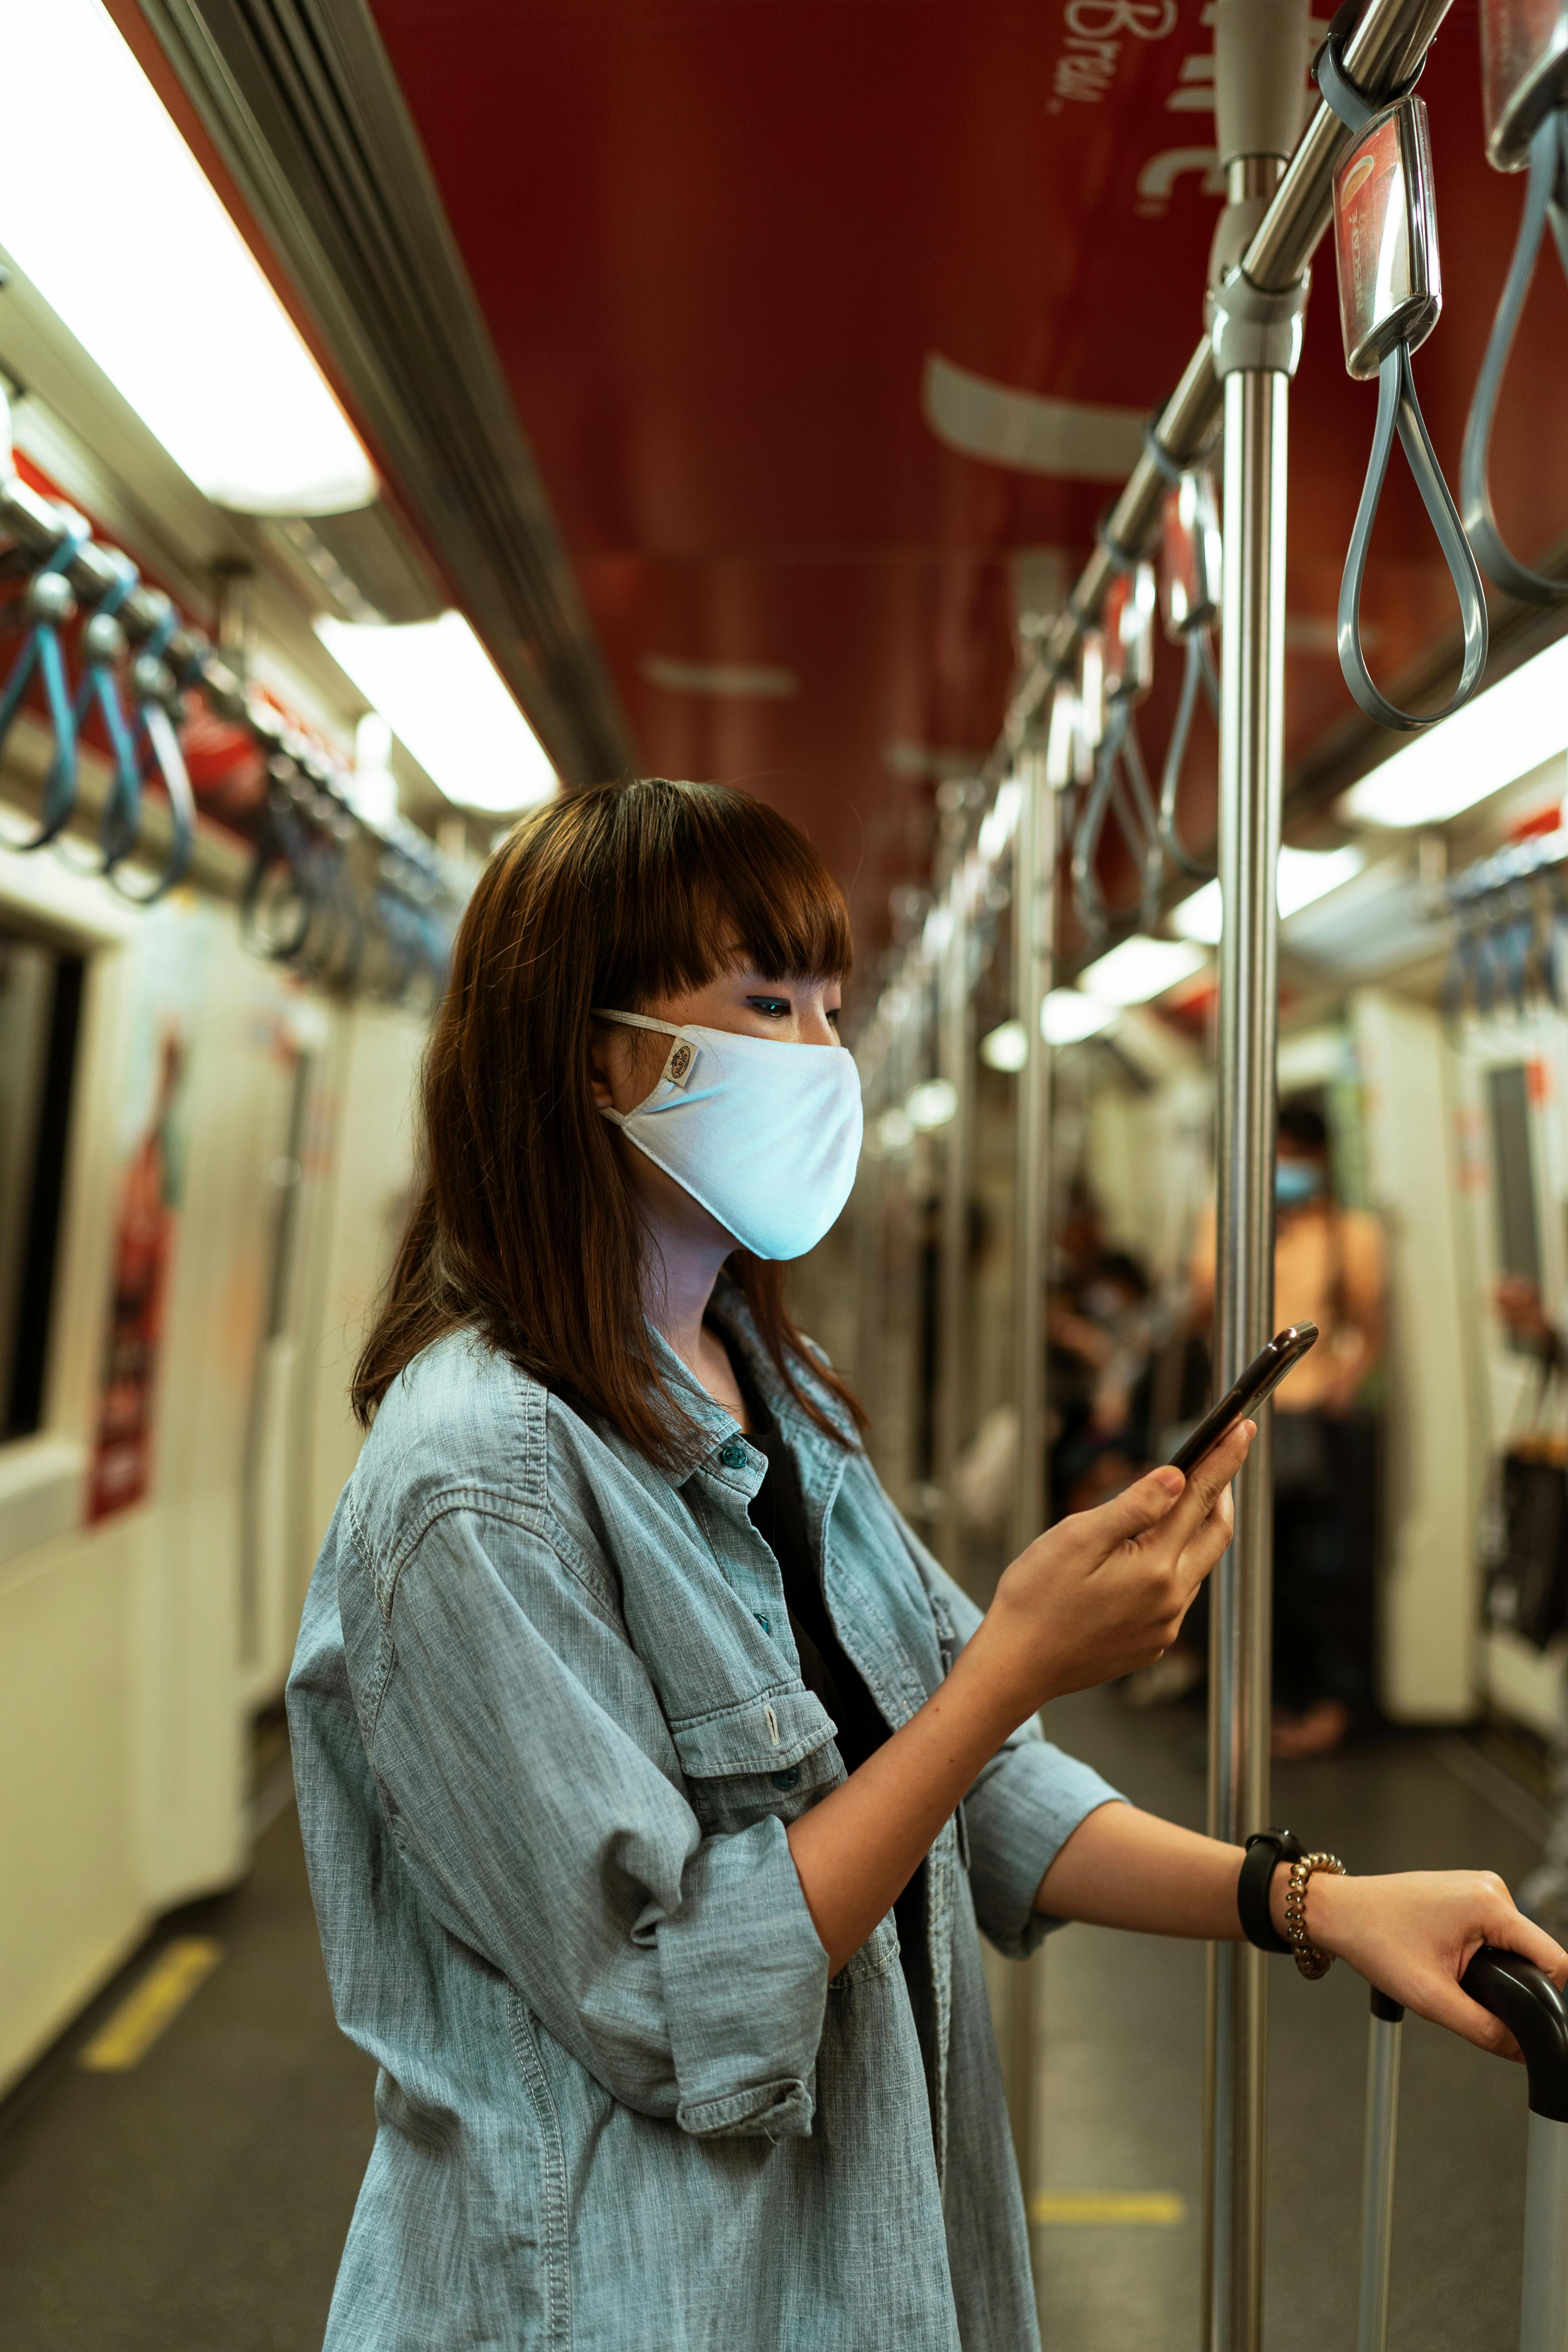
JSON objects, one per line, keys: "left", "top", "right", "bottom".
{"left": 352, "top": 778, "right": 867, "bottom": 1462}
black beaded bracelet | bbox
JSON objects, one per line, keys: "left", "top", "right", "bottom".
{"left": 1237, "top": 1828, "right": 1304, "bottom": 1955}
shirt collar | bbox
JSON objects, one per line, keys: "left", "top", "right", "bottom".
{"left": 639, "top": 1275, "right": 858, "bottom": 1488}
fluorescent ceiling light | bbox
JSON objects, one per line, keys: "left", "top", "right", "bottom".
{"left": 1042, "top": 988, "right": 1118, "bottom": 1044}
{"left": 1170, "top": 846, "right": 1366, "bottom": 944}
{"left": 1338, "top": 637, "right": 1568, "bottom": 829}
{"left": 980, "top": 1019, "right": 1028, "bottom": 1071}
{"left": 317, "top": 614, "right": 558, "bottom": 813}
{"left": 0, "top": 0, "right": 374, "bottom": 515}
{"left": 905, "top": 1078, "right": 958, "bottom": 1132}
{"left": 1079, "top": 935, "right": 1208, "bottom": 1006}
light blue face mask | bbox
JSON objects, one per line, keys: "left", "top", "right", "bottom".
{"left": 1276, "top": 1159, "right": 1325, "bottom": 1207}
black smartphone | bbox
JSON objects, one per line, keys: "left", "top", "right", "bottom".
{"left": 1167, "top": 1322, "right": 1319, "bottom": 1477}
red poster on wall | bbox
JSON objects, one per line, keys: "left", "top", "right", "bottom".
{"left": 87, "top": 1030, "right": 186, "bottom": 1521}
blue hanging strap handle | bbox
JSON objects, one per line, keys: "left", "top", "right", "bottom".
{"left": 1461, "top": 104, "right": 1568, "bottom": 605}
{"left": 1338, "top": 341, "right": 1490, "bottom": 730}
{"left": 1312, "top": 4, "right": 1425, "bottom": 135}
{"left": 1159, "top": 628, "right": 1220, "bottom": 879}
{"left": 0, "top": 513, "right": 91, "bottom": 850}
{"left": 242, "top": 759, "right": 322, "bottom": 966}
{"left": 54, "top": 550, "right": 142, "bottom": 873}
{"left": 1070, "top": 522, "right": 1165, "bottom": 939}
{"left": 109, "top": 594, "right": 197, "bottom": 901}
{"left": 1316, "top": 18, "right": 1487, "bottom": 731}
{"left": 1070, "top": 694, "right": 1164, "bottom": 943}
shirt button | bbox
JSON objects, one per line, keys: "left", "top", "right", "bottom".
{"left": 719, "top": 1440, "right": 748, "bottom": 1468}
{"left": 770, "top": 1768, "right": 801, "bottom": 1790}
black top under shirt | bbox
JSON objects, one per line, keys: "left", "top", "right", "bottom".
{"left": 731, "top": 1364, "right": 889, "bottom": 1776}
{"left": 728, "top": 1353, "right": 934, "bottom": 2080}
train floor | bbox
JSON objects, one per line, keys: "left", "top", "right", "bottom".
{"left": 0, "top": 1689, "right": 1551, "bottom": 2352}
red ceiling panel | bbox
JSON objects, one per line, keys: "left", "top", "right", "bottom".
{"left": 370, "top": 0, "right": 1568, "bottom": 958}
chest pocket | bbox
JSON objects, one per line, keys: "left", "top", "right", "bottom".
{"left": 667, "top": 1682, "right": 901, "bottom": 1988}
{"left": 667, "top": 1681, "right": 844, "bottom": 1837}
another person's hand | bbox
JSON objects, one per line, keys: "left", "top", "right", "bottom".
{"left": 976, "top": 1423, "right": 1253, "bottom": 1720}
{"left": 1497, "top": 1274, "right": 1555, "bottom": 1350}
{"left": 1304, "top": 1868, "right": 1568, "bottom": 2059}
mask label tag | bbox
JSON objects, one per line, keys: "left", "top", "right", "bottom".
{"left": 663, "top": 1037, "right": 696, "bottom": 1088}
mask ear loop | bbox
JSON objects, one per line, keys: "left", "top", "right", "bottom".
{"left": 1461, "top": 105, "right": 1568, "bottom": 606}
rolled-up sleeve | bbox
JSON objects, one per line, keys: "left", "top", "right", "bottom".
{"left": 896, "top": 1514, "right": 1124, "bottom": 1959}
{"left": 358, "top": 1504, "right": 829, "bottom": 2138}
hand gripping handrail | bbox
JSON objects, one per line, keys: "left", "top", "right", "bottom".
{"left": 0, "top": 513, "right": 91, "bottom": 850}
{"left": 1461, "top": 103, "right": 1568, "bottom": 604}
{"left": 1463, "top": 1944, "right": 1568, "bottom": 2120}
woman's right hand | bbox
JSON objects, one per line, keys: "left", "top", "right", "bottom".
{"left": 972, "top": 1422, "right": 1255, "bottom": 1722}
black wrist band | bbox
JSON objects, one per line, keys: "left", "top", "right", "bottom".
{"left": 1237, "top": 1828, "right": 1304, "bottom": 1954}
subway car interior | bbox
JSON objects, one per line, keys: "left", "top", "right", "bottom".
{"left": 9, "top": 0, "right": 1568, "bottom": 2346}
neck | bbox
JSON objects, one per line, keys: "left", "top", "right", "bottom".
{"left": 643, "top": 1216, "right": 735, "bottom": 1379}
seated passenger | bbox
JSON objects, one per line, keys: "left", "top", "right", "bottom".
{"left": 288, "top": 778, "right": 1558, "bottom": 2352}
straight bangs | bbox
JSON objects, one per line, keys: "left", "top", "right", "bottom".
{"left": 589, "top": 779, "right": 853, "bottom": 1011}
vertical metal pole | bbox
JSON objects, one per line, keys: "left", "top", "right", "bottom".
{"left": 998, "top": 750, "right": 1056, "bottom": 2207}
{"left": 1355, "top": 1999, "right": 1404, "bottom": 2352}
{"left": 1013, "top": 748, "right": 1055, "bottom": 1561}
{"left": 1521, "top": 2112, "right": 1568, "bottom": 2352}
{"left": 1203, "top": 189, "right": 1289, "bottom": 2352}
{"left": 934, "top": 883, "right": 972, "bottom": 1578}
{"left": 854, "top": 1115, "right": 887, "bottom": 1448}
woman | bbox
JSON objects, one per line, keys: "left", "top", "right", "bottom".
{"left": 289, "top": 778, "right": 1559, "bottom": 2352}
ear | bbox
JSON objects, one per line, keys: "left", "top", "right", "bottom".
{"left": 586, "top": 1017, "right": 618, "bottom": 1111}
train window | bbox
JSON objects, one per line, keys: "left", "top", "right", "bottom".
{"left": 0, "top": 926, "right": 83, "bottom": 1441}
{"left": 1486, "top": 1063, "right": 1542, "bottom": 1318}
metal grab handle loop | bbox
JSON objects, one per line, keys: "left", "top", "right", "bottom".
{"left": 1070, "top": 695, "right": 1163, "bottom": 942}
{"left": 1461, "top": 106, "right": 1568, "bottom": 606}
{"left": 1338, "top": 341, "right": 1488, "bottom": 731}
{"left": 110, "top": 599, "right": 197, "bottom": 902}
{"left": 0, "top": 517, "right": 91, "bottom": 851}
{"left": 1159, "top": 628, "right": 1219, "bottom": 879}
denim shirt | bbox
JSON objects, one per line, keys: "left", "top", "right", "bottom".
{"left": 287, "top": 1282, "right": 1120, "bottom": 2351}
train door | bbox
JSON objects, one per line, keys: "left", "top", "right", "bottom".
{"left": 1455, "top": 1002, "right": 1568, "bottom": 1738}
{"left": 1354, "top": 990, "right": 1486, "bottom": 1724}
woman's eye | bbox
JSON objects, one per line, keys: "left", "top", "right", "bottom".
{"left": 746, "top": 996, "right": 791, "bottom": 1019}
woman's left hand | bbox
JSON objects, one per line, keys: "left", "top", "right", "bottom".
{"left": 1302, "top": 1869, "right": 1568, "bottom": 2059}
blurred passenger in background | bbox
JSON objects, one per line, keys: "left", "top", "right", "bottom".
{"left": 1495, "top": 1274, "right": 1568, "bottom": 1937}
{"left": 1189, "top": 1101, "right": 1385, "bottom": 1758}
{"left": 1048, "top": 1248, "right": 1157, "bottom": 1512}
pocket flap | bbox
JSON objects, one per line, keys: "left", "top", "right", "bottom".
{"left": 669, "top": 1683, "right": 837, "bottom": 1777}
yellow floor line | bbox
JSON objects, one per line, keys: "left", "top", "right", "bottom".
{"left": 78, "top": 1937, "right": 224, "bottom": 2072}
{"left": 1030, "top": 2191, "right": 1188, "bottom": 2226}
